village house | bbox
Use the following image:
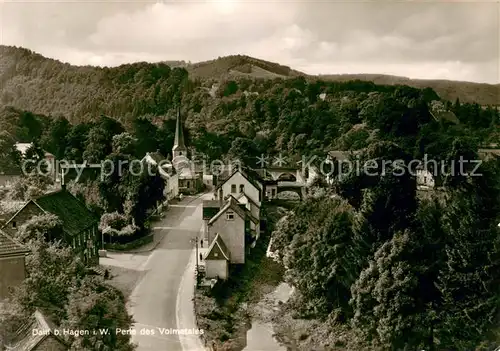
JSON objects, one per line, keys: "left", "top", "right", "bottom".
{"left": 214, "top": 169, "right": 263, "bottom": 208}
{"left": 416, "top": 164, "right": 444, "bottom": 191}
{"left": 204, "top": 233, "right": 230, "bottom": 280}
{"left": 207, "top": 195, "right": 259, "bottom": 264}
{"left": 2, "top": 309, "right": 68, "bottom": 350}
{"left": 235, "top": 191, "right": 260, "bottom": 221}
{"left": 202, "top": 200, "right": 220, "bottom": 241}
{"left": 1, "top": 188, "right": 99, "bottom": 264}
{"left": 0, "top": 230, "right": 30, "bottom": 300}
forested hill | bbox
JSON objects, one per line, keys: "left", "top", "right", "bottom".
{"left": 0, "top": 44, "right": 498, "bottom": 168}
{"left": 0, "top": 45, "right": 499, "bottom": 125}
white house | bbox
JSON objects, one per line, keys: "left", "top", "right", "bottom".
{"left": 214, "top": 169, "right": 263, "bottom": 208}
{"left": 416, "top": 165, "right": 443, "bottom": 190}
{"left": 207, "top": 196, "right": 250, "bottom": 264}
{"left": 236, "top": 191, "right": 260, "bottom": 221}
{"left": 204, "top": 233, "right": 230, "bottom": 280}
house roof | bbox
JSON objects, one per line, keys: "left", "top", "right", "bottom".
{"left": 203, "top": 200, "right": 220, "bottom": 220}
{"left": 214, "top": 168, "right": 263, "bottom": 193}
{"left": 205, "top": 233, "right": 230, "bottom": 261}
{"left": 0, "top": 229, "right": 30, "bottom": 257}
{"left": 33, "top": 190, "right": 97, "bottom": 236}
{"left": 146, "top": 151, "right": 165, "bottom": 165}
{"left": 4, "top": 190, "right": 97, "bottom": 236}
{"left": 208, "top": 195, "right": 246, "bottom": 225}
{"left": 5, "top": 310, "right": 67, "bottom": 350}
{"left": 236, "top": 191, "right": 260, "bottom": 209}
{"left": 242, "top": 167, "right": 264, "bottom": 189}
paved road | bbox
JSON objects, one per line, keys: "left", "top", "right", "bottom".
{"left": 127, "top": 195, "right": 207, "bottom": 351}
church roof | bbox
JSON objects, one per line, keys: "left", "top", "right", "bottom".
{"left": 173, "top": 107, "right": 186, "bottom": 151}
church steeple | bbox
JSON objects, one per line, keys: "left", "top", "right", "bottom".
{"left": 172, "top": 106, "right": 187, "bottom": 159}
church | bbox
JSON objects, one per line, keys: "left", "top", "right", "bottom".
{"left": 171, "top": 107, "right": 203, "bottom": 195}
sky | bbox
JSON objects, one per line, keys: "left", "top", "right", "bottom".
{"left": 0, "top": 0, "right": 499, "bottom": 84}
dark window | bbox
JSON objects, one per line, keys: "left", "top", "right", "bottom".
{"left": 12, "top": 221, "right": 16, "bottom": 228}
{"left": 226, "top": 211, "right": 235, "bottom": 220}
{"left": 231, "top": 184, "right": 236, "bottom": 193}
{"left": 239, "top": 184, "right": 244, "bottom": 193}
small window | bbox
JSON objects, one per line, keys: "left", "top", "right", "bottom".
{"left": 231, "top": 184, "right": 236, "bottom": 193}
{"left": 239, "top": 184, "right": 244, "bottom": 193}
{"left": 226, "top": 211, "right": 234, "bottom": 221}
{"left": 214, "top": 252, "right": 219, "bottom": 257}
{"left": 12, "top": 221, "right": 16, "bottom": 229}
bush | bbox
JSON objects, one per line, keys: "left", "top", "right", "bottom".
{"left": 104, "top": 233, "right": 153, "bottom": 251}
{"left": 99, "top": 212, "right": 128, "bottom": 232}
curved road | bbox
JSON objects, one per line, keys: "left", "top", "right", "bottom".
{"left": 127, "top": 195, "right": 207, "bottom": 351}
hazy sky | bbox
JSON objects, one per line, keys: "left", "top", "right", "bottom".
{"left": 1, "top": 0, "right": 499, "bottom": 83}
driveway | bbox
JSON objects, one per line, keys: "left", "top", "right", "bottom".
{"left": 126, "top": 194, "right": 209, "bottom": 351}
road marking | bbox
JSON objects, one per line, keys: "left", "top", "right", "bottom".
{"left": 152, "top": 226, "right": 175, "bottom": 230}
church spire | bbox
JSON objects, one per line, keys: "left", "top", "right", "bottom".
{"left": 172, "top": 106, "right": 186, "bottom": 158}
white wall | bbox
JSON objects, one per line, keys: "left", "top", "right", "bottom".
{"left": 416, "top": 170, "right": 435, "bottom": 188}
{"left": 220, "top": 172, "right": 260, "bottom": 206}
{"left": 205, "top": 259, "right": 228, "bottom": 280}
{"left": 208, "top": 213, "right": 245, "bottom": 264}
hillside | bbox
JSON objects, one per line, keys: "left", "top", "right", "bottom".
{"left": 0, "top": 46, "right": 498, "bottom": 118}
{"left": 319, "top": 73, "right": 500, "bottom": 107}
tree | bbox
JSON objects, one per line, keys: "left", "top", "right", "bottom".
{"left": 350, "top": 212, "right": 445, "bottom": 351}
{"left": 435, "top": 159, "right": 500, "bottom": 349}
{"left": 112, "top": 132, "right": 137, "bottom": 156}
{"left": 0, "top": 131, "right": 21, "bottom": 174}
{"left": 11, "top": 236, "right": 86, "bottom": 325}
{"left": 41, "top": 116, "right": 70, "bottom": 159}
{"left": 63, "top": 276, "right": 135, "bottom": 351}
{"left": 279, "top": 196, "right": 364, "bottom": 320}
{"left": 16, "top": 213, "right": 64, "bottom": 243}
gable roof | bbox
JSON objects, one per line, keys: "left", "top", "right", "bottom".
{"left": 33, "top": 190, "right": 97, "bottom": 236}
{"left": 235, "top": 191, "right": 260, "bottom": 209}
{"left": 208, "top": 195, "right": 246, "bottom": 225}
{"left": 204, "top": 233, "right": 230, "bottom": 261}
{"left": 4, "top": 190, "right": 98, "bottom": 236}
{"left": 0, "top": 229, "right": 30, "bottom": 257}
{"left": 242, "top": 206, "right": 259, "bottom": 225}
{"left": 5, "top": 309, "right": 67, "bottom": 350}
{"left": 214, "top": 168, "right": 263, "bottom": 193}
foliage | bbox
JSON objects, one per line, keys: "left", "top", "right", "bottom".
{"left": 15, "top": 213, "right": 64, "bottom": 243}
{"left": 63, "top": 276, "right": 135, "bottom": 351}
{"left": 99, "top": 212, "right": 128, "bottom": 232}
{"left": 3, "top": 215, "right": 135, "bottom": 350}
